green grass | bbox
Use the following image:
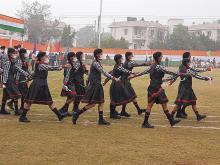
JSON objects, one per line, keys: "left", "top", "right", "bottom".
{"left": 0, "top": 67, "right": 220, "bottom": 165}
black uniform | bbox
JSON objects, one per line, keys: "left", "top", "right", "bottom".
{"left": 81, "top": 60, "right": 114, "bottom": 104}
{"left": 110, "top": 64, "right": 135, "bottom": 106}
{"left": 139, "top": 64, "right": 177, "bottom": 104}
{"left": 61, "top": 62, "right": 77, "bottom": 97}
{"left": 16, "top": 60, "right": 29, "bottom": 98}
{"left": 175, "top": 64, "right": 209, "bottom": 106}
{"left": 73, "top": 60, "right": 88, "bottom": 99}
{"left": 25, "top": 62, "right": 59, "bottom": 105}
{"left": 122, "top": 60, "right": 138, "bottom": 99}
{"left": 2, "top": 61, "right": 29, "bottom": 100}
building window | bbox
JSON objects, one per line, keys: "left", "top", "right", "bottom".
{"left": 124, "top": 29, "right": 128, "bottom": 35}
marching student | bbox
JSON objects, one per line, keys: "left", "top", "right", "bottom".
{"left": 0, "top": 48, "right": 31, "bottom": 115}
{"left": 72, "top": 49, "right": 120, "bottom": 125}
{"left": 0, "top": 46, "right": 7, "bottom": 86}
{"left": 103, "top": 54, "right": 137, "bottom": 119}
{"left": 171, "top": 52, "right": 212, "bottom": 121}
{"left": 73, "top": 51, "right": 88, "bottom": 112}
{"left": 16, "top": 48, "right": 31, "bottom": 113}
{"left": 121, "top": 52, "right": 151, "bottom": 117}
{"left": 19, "top": 51, "right": 63, "bottom": 123}
{"left": 59, "top": 52, "right": 78, "bottom": 116}
{"left": 131, "top": 52, "right": 180, "bottom": 128}
{"left": 59, "top": 51, "right": 88, "bottom": 116}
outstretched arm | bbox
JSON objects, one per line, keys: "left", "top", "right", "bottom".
{"left": 102, "top": 71, "right": 113, "bottom": 86}
{"left": 39, "top": 64, "right": 61, "bottom": 71}
{"left": 128, "top": 61, "right": 151, "bottom": 68}
{"left": 117, "top": 66, "right": 133, "bottom": 74}
{"left": 189, "top": 66, "right": 209, "bottom": 73}
{"left": 93, "top": 61, "right": 115, "bottom": 80}
{"left": 156, "top": 65, "right": 178, "bottom": 76}
{"left": 186, "top": 69, "right": 211, "bottom": 81}
{"left": 128, "top": 67, "right": 151, "bottom": 80}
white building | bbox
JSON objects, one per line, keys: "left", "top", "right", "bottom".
{"left": 189, "top": 23, "right": 220, "bottom": 41}
{"left": 168, "top": 18, "right": 184, "bottom": 34}
{"left": 109, "top": 18, "right": 168, "bottom": 50}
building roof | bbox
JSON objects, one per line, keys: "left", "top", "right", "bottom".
{"left": 189, "top": 23, "right": 220, "bottom": 31}
{"left": 109, "top": 21, "right": 168, "bottom": 29}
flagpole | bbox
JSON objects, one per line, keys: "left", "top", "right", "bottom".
{"left": 98, "top": 0, "right": 103, "bottom": 48}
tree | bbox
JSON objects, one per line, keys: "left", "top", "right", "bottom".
{"left": 17, "top": 1, "right": 61, "bottom": 43}
{"left": 148, "top": 24, "right": 220, "bottom": 51}
{"left": 61, "top": 25, "right": 75, "bottom": 48}
{"left": 76, "top": 26, "right": 96, "bottom": 47}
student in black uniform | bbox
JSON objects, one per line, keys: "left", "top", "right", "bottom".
{"left": 19, "top": 51, "right": 63, "bottom": 122}
{"left": 16, "top": 48, "right": 31, "bottom": 113}
{"left": 73, "top": 51, "right": 88, "bottom": 112}
{"left": 60, "top": 52, "right": 78, "bottom": 116}
{"left": 171, "top": 52, "right": 212, "bottom": 121}
{"left": 0, "top": 48, "right": 31, "bottom": 115}
{"left": 0, "top": 46, "right": 6, "bottom": 86}
{"left": 131, "top": 52, "right": 180, "bottom": 128}
{"left": 103, "top": 54, "right": 137, "bottom": 119}
{"left": 121, "top": 52, "right": 151, "bottom": 117}
{"left": 72, "top": 49, "right": 120, "bottom": 125}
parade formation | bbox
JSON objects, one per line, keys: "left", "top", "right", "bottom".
{"left": 0, "top": 46, "right": 213, "bottom": 128}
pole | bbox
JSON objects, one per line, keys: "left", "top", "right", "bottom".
{"left": 98, "top": 0, "right": 103, "bottom": 48}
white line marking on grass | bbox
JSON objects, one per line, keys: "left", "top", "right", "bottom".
{"left": 3, "top": 118, "right": 220, "bottom": 131}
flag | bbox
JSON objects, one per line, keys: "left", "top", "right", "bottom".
{"left": 0, "top": 14, "right": 24, "bottom": 34}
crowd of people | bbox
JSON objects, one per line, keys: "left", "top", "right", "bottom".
{"left": 0, "top": 45, "right": 213, "bottom": 128}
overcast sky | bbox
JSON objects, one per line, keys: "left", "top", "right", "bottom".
{"left": 1, "top": 0, "right": 220, "bottom": 30}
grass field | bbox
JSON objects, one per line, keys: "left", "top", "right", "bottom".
{"left": 0, "top": 66, "right": 220, "bottom": 165}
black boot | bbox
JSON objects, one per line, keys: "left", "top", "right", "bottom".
{"left": 142, "top": 122, "right": 154, "bottom": 128}
{"left": 142, "top": 111, "right": 154, "bottom": 128}
{"left": 59, "top": 103, "right": 71, "bottom": 117}
{"left": 176, "top": 112, "right": 187, "bottom": 119}
{"left": 120, "top": 104, "right": 131, "bottom": 117}
{"left": 176, "top": 106, "right": 187, "bottom": 119}
{"left": 181, "top": 106, "right": 188, "bottom": 117}
{"left": 52, "top": 108, "right": 64, "bottom": 121}
{"left": 110, "top": 113, "right": 121, "bottom": 119}
{"left": 110, "top": 104, "right": 121, "bottom": 119}
{"left": 98, "top": 118, "right": 110, "bottom": 125}
{"left": 98, "top": 111, "right": 110, "bottom": 125}
{"left": 197, "top": 114, "right": 206, "bottom": 121}
{"left": 120, "top": 111, "right": 131, "bottom": 117}
{"left": 72, "top": 112, "right": 79, "bottom": 125}
{"left": 19, "top": 109, "right": 30, "bottom": 123}
{"left": 165, "top": 110, "right": 181, "bottom": 127}
{"left": 19, "top": 116, "right": 30, "bottom": 123}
